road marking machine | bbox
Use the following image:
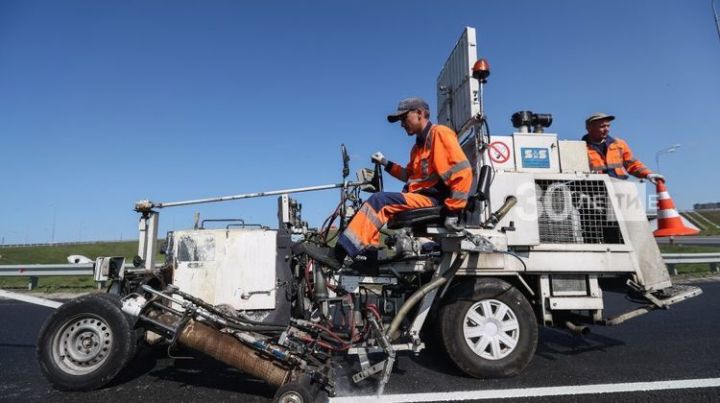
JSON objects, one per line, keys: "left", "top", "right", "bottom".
{"left": 19, "top": 27, "right": 701, "bottom": 402}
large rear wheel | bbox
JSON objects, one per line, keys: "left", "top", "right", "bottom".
{"left": 439, "top": 278, "right": 538, "bottom": 378}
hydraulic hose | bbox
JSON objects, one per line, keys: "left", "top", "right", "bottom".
{"left": 384, "top": 276, "right": 447, "bottom": 341}
{"left": 167, "top": 286, "right": 287, "bottom": 329}
{"left": 385, "top": 252, "right": 467, "bottom": 340}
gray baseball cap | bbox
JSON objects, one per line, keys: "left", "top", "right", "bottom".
{"left": 585, "top": 112, "right": 615, "bottom": 125}
{"left": 387, "top": 97, "right": 430, "bottom": 123}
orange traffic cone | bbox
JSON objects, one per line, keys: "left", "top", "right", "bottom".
{"left": 653, "top": 180, "right": 699, "bottom": 237}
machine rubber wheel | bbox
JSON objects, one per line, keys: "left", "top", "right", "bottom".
{"left": 96, "top": 292, "right": 144, "bottom": 354}
{"left": 273, "top": 379, "right": 317, "bottom": 403}
{"left": 439, "top": 278, "right": 537, "bottom": 378}
{"left": 36, "top": 293, "right": 136, "bottom": 391}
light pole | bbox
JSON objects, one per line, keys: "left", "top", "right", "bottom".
{"left": 50, "top": 206, "right": 57, "bottom": 244}
{"left": 655, "top": 144, "right": 681, "bottom": 172}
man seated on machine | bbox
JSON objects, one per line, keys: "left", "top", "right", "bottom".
{"left": 307, "top": 97, "right": 472, "bottom": 269}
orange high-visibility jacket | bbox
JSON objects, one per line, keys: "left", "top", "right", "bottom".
{"left": 386, "top": 123, "right": 472, "bottom": 210}
{"left": 582, "top": 135, "right": 652, "bottom": 179}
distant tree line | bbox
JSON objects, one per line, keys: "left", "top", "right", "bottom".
{"left": 693, "top": 202, "right": 720, "bottom": 210}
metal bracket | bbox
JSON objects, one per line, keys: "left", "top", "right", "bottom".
{"left": 349, "top": 315, "right": 396, "bottom": 395}
{"left": 352, "top": 361, "right": 386, "bottom": 383}
{"left": 626, "top": 279, "right": 667, "bottom": 309}
{"left": 460, "top": 233, "right": 494, "bottom": 252}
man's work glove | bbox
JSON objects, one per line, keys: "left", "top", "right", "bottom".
{"left": 442, "top": 208, "right": 464, "bottom": 232}
{"left": 646, "top": 173, "right": 665, "bottom": 185}
{"left": 371, "top": 152, "right": 388, "bottom": 167}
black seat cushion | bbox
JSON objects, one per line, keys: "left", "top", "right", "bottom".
{"left": 387, "top": 206, "right": 443, "bottom": 230}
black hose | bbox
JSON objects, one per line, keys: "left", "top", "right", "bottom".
{"left": 170, "top": 287, "right": 288, "bottom": 328}
{"left": 499, "top": 250, "right": 528, "bottom": 271}
{"left": 385, "top": 252, "right": 467, "bottom": 339}
{"left": 225, "top": 323, "right": 286, "bottom": 333}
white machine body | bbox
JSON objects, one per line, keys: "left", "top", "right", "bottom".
{"left": 169, "top": 228, "right": 278, "bottom": 310}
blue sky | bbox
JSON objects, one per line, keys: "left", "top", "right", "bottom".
{"left": 2, "top": 0, "right": 719, "bottom": 244}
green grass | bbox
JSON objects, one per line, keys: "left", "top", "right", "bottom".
{"left": 0, "top": 240, "right": 164, "bottom": 292}
{"left": 694, "top": 210, "right": 720, "bottom": 235}
{"left": 0, "top": 241, "right": 141, "bottom": 264}
{"left": 696, "top": 210, "right": 720, "bottom": 224}
{"left": 680, "top": 211, "right": 720, "bottom": 236}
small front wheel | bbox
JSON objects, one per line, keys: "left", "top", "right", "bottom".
{"left": 440, "top": 278, "right": 538, "bottom": 378}
{"left": 273, "top": 379, "right": 317, "bottom": 403}
{"left": 36, "top": 293, "right": 136, "bottom": 391}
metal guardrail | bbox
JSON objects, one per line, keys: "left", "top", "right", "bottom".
{"left": 662, "top": 253, "right": 720, "bottom": 275}
{"left": 0, "top": 264, "right": 95, "bottom": 277}
{"left": 1, "top": 253, "right": 719, "bottom": 290}
{"left": 0, "top": 263, "right": 136, "bottom": 290}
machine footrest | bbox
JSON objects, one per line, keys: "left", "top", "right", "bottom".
{"left": 604, "top": 284, "right": 702, "bottom": 326}
{"left": 652, "top": 284, "right": 703, "bottom": 306}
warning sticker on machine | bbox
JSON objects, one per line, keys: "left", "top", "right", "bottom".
{"left": 489, "top": 141, "right": 511, "bottom": 163}
{"left": 520, "top": 147, "right": 550, "bottom": 168}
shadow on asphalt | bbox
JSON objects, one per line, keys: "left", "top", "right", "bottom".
{"left": 99, "top": 326, "right": 624, "bottom": 397}
{"left": 535, "top": 327, "right": 625, "bottom": 360}
{"left": 408, "top": 342, "right": 466, "bottom": 377}
{"left": 151, "top": 355, "right": 275, "bottom": 397}
{"left": 404, "top": 326, "right": 626, "bottom": 379}
{"left": 108, "top": 345, "right": 165, "bottom": 387}
{"left": 108, "top": 345, "right": 275, "bottom": 399}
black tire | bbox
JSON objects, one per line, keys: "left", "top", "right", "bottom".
{"left": 95, "top": 292, "right": 143, "bottom": 357}
{"left": 273, "top": 379, "right": 317, "bottom": 403}
{"left": 439, "top": 278, "right": 538, "bottom": 378}
{"left": 36, "top": 293, "right": 136, "bottom": 391}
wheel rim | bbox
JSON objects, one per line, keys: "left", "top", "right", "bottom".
{"left": 50, "top": 314, "right": 114, "bottom": 375}
{"left": 277, "top": 390, "right": 305, "bottom": 403}
{"left": 462, "top": 299, "right": 520, "bottom": 360}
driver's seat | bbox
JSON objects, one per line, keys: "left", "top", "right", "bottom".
{"left": 386, "top": 164, "right": 488, "bottom": 231}
{"left": 386, "top": 206, "right": 444, "bottom": 230}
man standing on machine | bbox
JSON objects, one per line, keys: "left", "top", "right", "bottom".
{"left": 583, "top": 112, "right": 664, "bottom": 183}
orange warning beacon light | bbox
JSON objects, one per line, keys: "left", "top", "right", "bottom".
{"left": 653, "top": 180, "right": 700, "bottom": 237}
{"left": 472, "top": 58, "right": 490, "bottom": 83}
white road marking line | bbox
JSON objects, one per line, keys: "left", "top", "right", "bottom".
{"left": 330, "top": 378, "right": 720, "bottom": 402}
{"left": 0, "top": 289, "right": 62, "bottom": 309}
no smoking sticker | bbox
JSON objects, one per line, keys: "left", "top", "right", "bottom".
{"left": 489, "top": 141, "right": 511, "bottom": 163}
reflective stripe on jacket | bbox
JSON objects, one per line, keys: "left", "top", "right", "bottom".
{"left": 582, "top": 135, "right": 652, "bottom": 179}
{"left": 338, "top": 192, "right": 438, "bottom": 258}
{"left": 386, "top": 123, "right": 472, "bottom": 211}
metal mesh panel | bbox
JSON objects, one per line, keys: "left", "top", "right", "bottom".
{"left": 536, "top": 180, "right": 624, "bottom": 244}
{"left": 551, "top": 275, "right": 588, "bottom": 296}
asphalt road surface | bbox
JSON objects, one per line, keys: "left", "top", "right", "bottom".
{"left": 1, "top": 281, "right": 719, "bottom": 402}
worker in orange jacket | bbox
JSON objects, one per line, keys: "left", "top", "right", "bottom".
{"left": 308, "top": 97, "right": 472, "bottom": 269}
{"left": 582, "top": 112, "right": 664, "bottom": 184}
